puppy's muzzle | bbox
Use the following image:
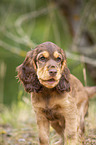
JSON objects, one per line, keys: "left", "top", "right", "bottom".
{"left": 48, "top": 69, "right": 57, "bottom": 77}
{"left": 47, "top": 63, "right": 58, "bottom": 77}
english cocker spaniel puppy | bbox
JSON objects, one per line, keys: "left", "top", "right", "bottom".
{"left": 17, "top": 42, "right": 96, "bottom": 145}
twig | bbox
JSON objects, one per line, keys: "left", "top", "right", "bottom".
{"left": 0, "top": 40, "right": 26, "bottom": 57}
{"left": 0, "top": 39, "right": 96, "bottom": 66}
{"left": 77, "top": 45, "right": 96, "bottom": 55}
{"left": 48, "top": 3, "right": 61, "bottom": 46}
{"left": 66, "top": 51, "right": 96, "bottom": 67}
{"left": 15, "top": 6, "right": 56, "bottom": 38}
{"left": 71, "top": 0, "right": 95, "bottom": 52}
{"left": 4, "top": 31, "right": 36, "bottom": 48}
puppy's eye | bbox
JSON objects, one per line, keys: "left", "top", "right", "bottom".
{"left": 56, "top": 57, "right": 61, "bottom": 62}
{"left": 39, "top": 56, "right": 46, "bottom": 62}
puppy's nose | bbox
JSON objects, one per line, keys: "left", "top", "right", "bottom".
{"left": 48, "top": 69, "right": 57, "bottom": 77}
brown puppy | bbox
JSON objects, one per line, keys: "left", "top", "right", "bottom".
{"left": 16, "top": 42, "right": 96, "bottom": 145}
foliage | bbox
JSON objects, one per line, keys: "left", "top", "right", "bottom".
{"left": 0, "top": 0, "right": 72, "bottom": 104}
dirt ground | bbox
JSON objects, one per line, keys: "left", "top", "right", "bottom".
{"left": 0, "top": 99, "right": 96, "bottom": 145}
{"left": 0, "top": 123, "right": 96, "bottom": 145}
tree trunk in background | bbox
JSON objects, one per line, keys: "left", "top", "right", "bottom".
{"left": 52, "top": 0, "right": 96, "bottom": 82}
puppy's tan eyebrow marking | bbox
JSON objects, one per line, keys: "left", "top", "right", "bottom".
{"left": 43, "top": 51, "right": 49, "bottom": 58}
{"left": 53, "top": 51, "right": 60, "bottom": 58}
{"left": 37, "top": 51, "right": 49, "bottom": 59}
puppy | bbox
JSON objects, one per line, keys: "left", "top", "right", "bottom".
{"left": 16, "top": 42, "right": 96, "bottom": 145}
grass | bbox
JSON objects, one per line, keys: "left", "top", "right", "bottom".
{"left": 0, "top": 97, "right": 96, "bottom": 145}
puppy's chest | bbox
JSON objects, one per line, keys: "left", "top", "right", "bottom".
{"left": 32, "top": 92, "right": 65, "bottom": 121}
{"left": 42, "top": 105, "right": 61, "bottom": 121}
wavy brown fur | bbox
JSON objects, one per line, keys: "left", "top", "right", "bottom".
{"left": 16, "top": 51, "right": 42, "bottom": 93}
{"left": 56, "top": 67, "right": 70, "bottom": 93}
{"left": 16, "top": 42, "right": 70, "bottom": 93}
{"left": 16, "top": 42, "right": 96, "bottom": 145}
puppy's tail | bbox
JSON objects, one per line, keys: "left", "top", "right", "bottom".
{"left": 85, "top": 86, "right": 96, "bottom": 98}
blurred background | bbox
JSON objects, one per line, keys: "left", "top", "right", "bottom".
{"left": 0, "top": 0, "right": 96, "bottom": 105}
{"left": 0, "top": 0, "right": 96, "bottom": 144}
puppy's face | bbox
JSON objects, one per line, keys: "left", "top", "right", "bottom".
{"left": 35, "top": 42, "right": 66, "bottom": 88}
{"left": 17, "top": 42, "right": 70, "bottom": 93}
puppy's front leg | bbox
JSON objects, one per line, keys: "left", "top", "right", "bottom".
{"left": 36, "top": 113, "right": 50, "bottom": 145}
{"left": 62, "top": 97, "right": 79, "bottom": 145}
{"left": 64, "top": 113, "right": 78, "bottom": 145}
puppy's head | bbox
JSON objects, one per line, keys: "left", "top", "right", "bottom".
{"left": 16, "top": 42, "right": 70, "bottom": 93}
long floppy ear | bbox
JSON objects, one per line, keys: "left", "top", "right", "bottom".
{"left": 56, "top": 52, "right": 70, "bottom": 93}
{"left": 16, "top": 50, "right": 42, "bottom": 93}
